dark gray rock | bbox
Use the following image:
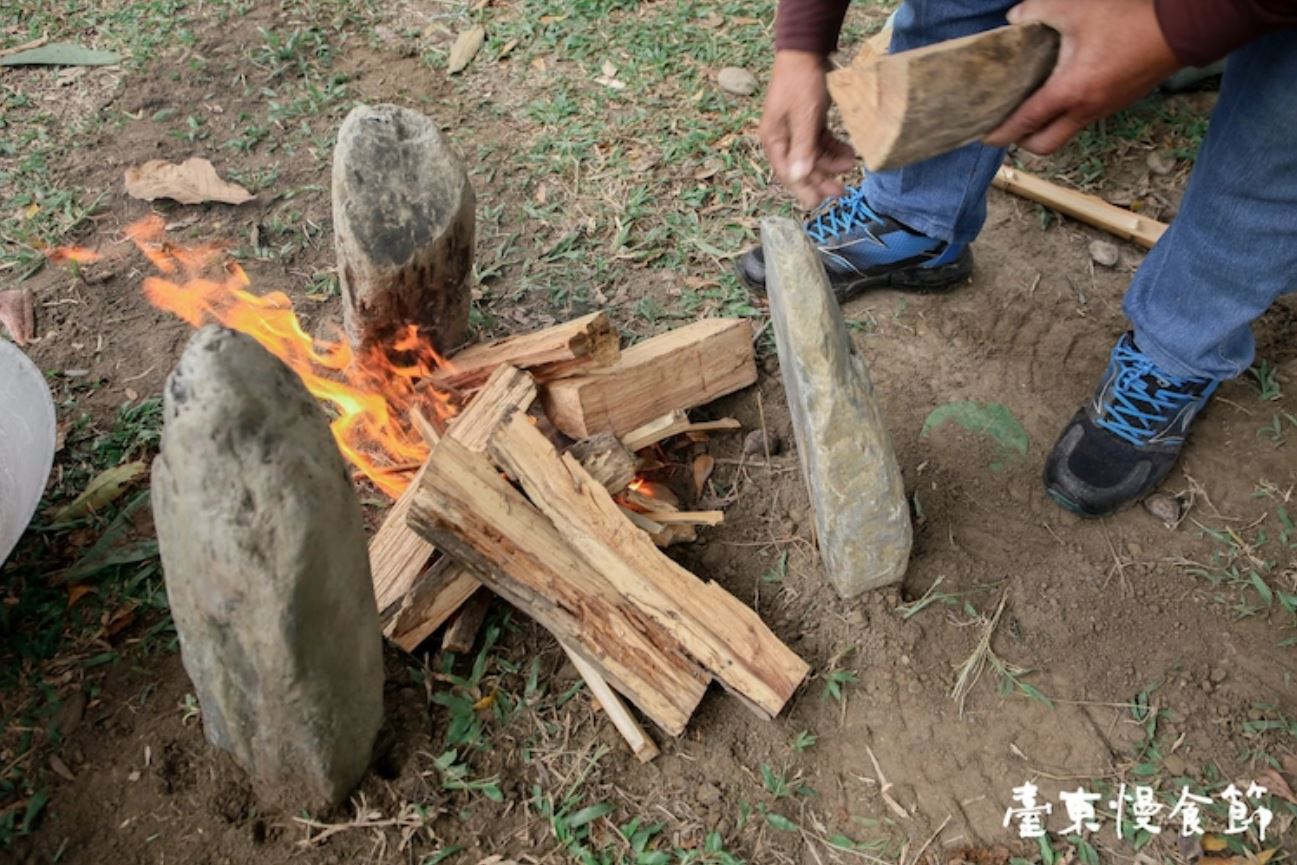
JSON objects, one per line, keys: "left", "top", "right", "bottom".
{"left": 152, "top": 326, "right": 383, "bottom": 812}
{"left": 760, "top": 218, "right": 912, "bottom": 597}
{"left": 333, "top": 103, "right": 474, "bottom": 354}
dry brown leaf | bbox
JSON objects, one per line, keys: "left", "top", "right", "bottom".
{"left": 692, "top": 454, "right": 715, "bottom": 498}
{"left": 1255, "top": 767, "right": 1297, "bottom": 804}
{"left": 124, "top": 158, "right": 253, "bottom": 206}
{"left": 1203, "top": 835, "right": 1229, "bottom": 853}
{"left": 1201, "top": 849, "right": 1277, "bottom": 865}
{"left": 447, "top": 25, "right": 485, "bottom": 74}
{"left": 48, "top": 755, "right": 76, "bottom": 782}
{"left": 0, "top": 288, "right": 35, "bottom": 345}
{"left": 66, "top": 584, "right": 93, "bottom": 608}
{"left": 1281, "top": 754, "right": 1297, "bottom": 777}
{"left": 102, "top": 604, "right": 137, "bottom": 638}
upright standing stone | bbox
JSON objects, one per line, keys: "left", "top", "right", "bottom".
{"left": 332, "top": 103, "right": 474, "bottom": 354}
{"left": 761, "top": 218, "right": 912, "bottom": 596}
{"left": 152, "top": 326, "right": 383, "bottom": 812}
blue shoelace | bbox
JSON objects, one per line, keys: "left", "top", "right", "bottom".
{"left": 806, "top": 184, "right": 877, "bottom": 245}
{"left": 1097, "top": 341, "right": 1215, "bottom": 447}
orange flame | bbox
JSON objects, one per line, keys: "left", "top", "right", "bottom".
{"left": 120, "top": 215, "right": 456, "bottom": 498}
{"left": 46, "top": 246, "right": 101, "bottom": 265}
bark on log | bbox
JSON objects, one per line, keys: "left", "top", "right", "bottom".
{"left": 333, "top": 104, "right": 474, "bottom": 353}
{"left": 541, "top": 319, "right": 757, "bottom": 439}
{"left": 566, "top": 432, "right": 637, "bottom": 495}
{"left": 828, "top": 24, "right": 1059, "bottom": 171}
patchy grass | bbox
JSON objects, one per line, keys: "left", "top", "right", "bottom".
{"left": 0, "top": 396, "right": 170, "bottom": 846}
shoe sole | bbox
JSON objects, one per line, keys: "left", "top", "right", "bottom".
{"left": 741, "top": 247, "right": 974, "bottom": 302}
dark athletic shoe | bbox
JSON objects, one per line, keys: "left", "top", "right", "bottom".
{"left": 1044, "top": 332, "right": 1221, "bottom": 517}
{"left": 738, "top": 182, "right": 973, "bottom": 302}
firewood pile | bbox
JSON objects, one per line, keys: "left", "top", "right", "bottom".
{"left": 368, "top": 312, "right": 809, "bottom": 761}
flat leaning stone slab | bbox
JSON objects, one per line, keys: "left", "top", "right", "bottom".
{"left": 761, "top": 218, "right": 912, "bottom": 597}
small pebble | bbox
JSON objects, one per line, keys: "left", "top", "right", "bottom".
{"left": 696, "top": 781, "right": 723, "bottom": 805}
{"left": 1089, "top": 239, "right": 1119, "bottom": 267}
{"left": 717, "top": 66, "right": 758, "bottom": 96}
{"left": 1146, "top": 150, "right": 1176, "bottom": 176}
{"left": 1209, "top": 666, "right": 1227, "bottom": 684}
{"left": 1143, "top": 492, "right": 1186, "bottom": 527}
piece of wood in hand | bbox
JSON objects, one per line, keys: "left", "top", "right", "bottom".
{"left": 541, "top": 319, "right": 757, "bottom": 439}
{"left": 566, "top": 432, "right": 637, "bottom": 495}
{"left": 487, "top": 408, "right": 809, "bottom": 717}
{"left": 441, "top": 588, "right": 492, "bottom": 654}
{"left": 408, "top": 435, "right": 709, "bottom": 734}
{"left": 992, "top": 166, "right": 1167, "bottom": 249}
{"left": 827, "top": 23, "right": 1060, "bottom": 171}
{"left": 428, "top": 311, "right": 619, "bottom": 393}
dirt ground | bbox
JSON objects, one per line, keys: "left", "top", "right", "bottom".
{"left": 2, "top": 1, "right": 1295, "bottom": 864}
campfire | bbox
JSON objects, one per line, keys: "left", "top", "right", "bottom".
{"left": 42, "top": 103, "right": 810, "bottom": 812}
{"left": 58, "top": 210, "right": 806, "bottom": 767}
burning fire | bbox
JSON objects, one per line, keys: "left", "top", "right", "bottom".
{"left": 54, "top": 216, "right": 458, "bottom": 498}
{"left": 45, "top": 246, "right": 102, "bottom": 265}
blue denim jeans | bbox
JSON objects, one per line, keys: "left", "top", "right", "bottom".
{"left": 860, "top": 5, "right": 1297, "bottom": 380}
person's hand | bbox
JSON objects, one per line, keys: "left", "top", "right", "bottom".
{"left": 759, "top": 50, "right": 857, "bottom": 209}
{"left": 984, "top": 0, "right": 1181, "bottom": 154}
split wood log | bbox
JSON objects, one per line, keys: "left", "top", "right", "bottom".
{"left": 827, "top": 24, "right": 1059, "bottom": 171}
{"left": 485, "top": 408, "right": 809, "bottom": 717}
{"left": 992, "top": 165, "right": 1168, "bottom": 249}
{"left": 648, "top": 511, "right": 724, "bottom": 527}
{"left": 429, "top": 312, "right": 620, "bottom": 392}
{"left": 408, "top": 434, "right": 709, "bottom": 734}
{"left": 619, "top": 507, "right": 698, "bottom": 548}
{"left": 369, "top": 366, "right": 537, "bottom": 646}
{"left": 621, "top": 411, "right": 742, "bottom": 453}
{"left": 332, "top": 104, "right": 474, "bottom": 353}
{"left": 541, "top": 319, "right": 758, "bottom": 439}
{"left": 562, "top": 644, "right": 659, "bottom": 763}
{"left": 566, "top": 432, "right": 637, "bottom": 495}
{"left": 622, "top": 486, "right": 679, "bottom": 514}
{"left": 441, "top": 588, "right": 492, "bottom": 654}
{"left": 384, "top": 557, "right": 480, "bottom": 651}
{"left": 370, "top": 466, "right": 437, "bottom": 620}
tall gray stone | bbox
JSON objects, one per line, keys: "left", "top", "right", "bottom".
{"left": 761, "top": 218, "right": 912, "bottom": 596}
{"left": 333, "top": 103, "right": 474, "bottom": 354}
{"left": 152, "top": 326, "right": 383, "bottom": 812}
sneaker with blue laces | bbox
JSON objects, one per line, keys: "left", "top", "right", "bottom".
{"left": 1044, "top": 332, "right": 1221, "bottom": 517}
{"left": 737, "top": 182, "right": 973, "bottom": 302}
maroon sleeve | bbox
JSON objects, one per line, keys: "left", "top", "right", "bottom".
{"left": 1155, "top": 0, "right": 1297, "bottom": 66}
{"left": 774, "top": 0, "right": 853, "bottom": 54}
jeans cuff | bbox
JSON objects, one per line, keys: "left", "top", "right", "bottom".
{"left": 857, "top": 186, "right": 960, "bottom": 244}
